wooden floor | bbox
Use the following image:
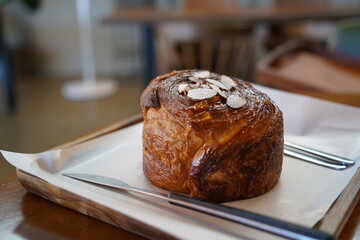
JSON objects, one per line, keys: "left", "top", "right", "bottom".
{"left": 0, "top": 77, "right": 143, "bottom": 181}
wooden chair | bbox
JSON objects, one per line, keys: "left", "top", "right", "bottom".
{"left": 156, "top": 25, "right": 255, "bottom": 81}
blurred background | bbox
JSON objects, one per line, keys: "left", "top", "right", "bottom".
{"left": 1, "top": 0, "right": 360, "bottom": 181}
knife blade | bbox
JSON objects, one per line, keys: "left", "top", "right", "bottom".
{"left": 62, "top": 173, "right": 333, "bottom": 240}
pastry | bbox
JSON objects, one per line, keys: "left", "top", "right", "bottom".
{"left": 140, "top": 70, "right": 283, "bottom": 202}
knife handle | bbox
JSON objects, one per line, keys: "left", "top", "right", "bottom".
{"left": 168, "top": 193, "right": 333, "bottom": 240}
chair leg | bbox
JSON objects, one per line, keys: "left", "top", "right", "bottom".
{"left": 0, "top": 15, "right": 15, "bottom": 114}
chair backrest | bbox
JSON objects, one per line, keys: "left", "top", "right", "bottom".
{"left": 157, "top": 26, "right": 255, "bottom": 81}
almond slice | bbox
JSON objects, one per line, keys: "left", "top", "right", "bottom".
{"left": 209, "top": 84, "right": 228, "bottom": 98}
{"left": 206, "top": 78, "right": 229, "bottom": 90}
{"left": 187, "top": 88, "right": 217, "bottom": 100}
{"left": 178, "top": 83, "right": 189, "bottom": 93}
{"left": 189, "top": 82, "right": 200, "bottom": 88}
{"left": 221, "top": 75, "right": 237, "bottom": 90}
{"left": 194, "top": 71, "right": 210, "bottom": 78}
{"left": 226, "top": 95, "right": 246, "bottom": 109}
{"left": 189, "top": 76, "right": 201, "bottom": 83}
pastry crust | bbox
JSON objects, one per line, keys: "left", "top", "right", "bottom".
{"left": 141, "top": 70, "right": 283, "bottom": 202}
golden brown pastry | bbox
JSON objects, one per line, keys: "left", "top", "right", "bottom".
{"left": 140, "top": 70, "right": 283, "bottom": 202}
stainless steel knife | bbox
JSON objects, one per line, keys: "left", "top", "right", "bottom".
{"left": 62, "top": 173, "right": 333, "bottom": 240}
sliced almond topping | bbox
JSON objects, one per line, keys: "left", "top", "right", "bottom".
{"left": 189, "top": 76, "right": 201, "bottom": 83}
{"left": 201, "top": 84, "right": 210, "bottom": 89}
{"left": 220, "top": 75, "right": 237, "bottom": 90}
{"left": 188, "top": 88, "right": 217, "bottom": 100}
{"left": 209, "top": 84, "right": 228, "bottom": 98}
{"left": 189, "top": 82, "right": 200, "bottom": 88}
{"left": 178, "top": 83, "right": 189, "bottom": 93}
{"left": 193, "top": 71, "right": 210, "bottom": 78}
{"left": 206, "top": 78, "right": 229, "bottom": 90}
{"left": 226, "top": 95, "right": 246, "bottom": 109}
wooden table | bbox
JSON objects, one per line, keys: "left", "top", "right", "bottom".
{"left": 104, "top": 4, "right": 360, "bottom": 24}
{"left": 1, "top": 94, "right": 360, "bottom": 240}
{"left": 0, "top": 115, "right": 147, "bottom": 240}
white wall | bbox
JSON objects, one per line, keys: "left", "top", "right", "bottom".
{"left": 4, "top": 0, "right": 142, "bottom": 78}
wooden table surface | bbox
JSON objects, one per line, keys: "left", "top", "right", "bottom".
{"left": 1, "top": 94, "right": 360, "bottom": 240}
{"left": 104, "top": 4, "right": 360, "bottom": 24}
